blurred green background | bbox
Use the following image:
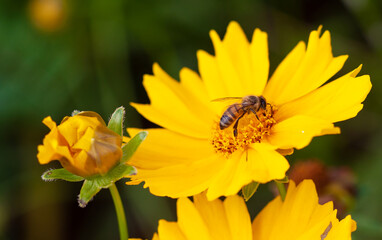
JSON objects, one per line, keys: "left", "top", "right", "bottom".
{"left": 0, "top": 0, "right": 381, "bottom": 239}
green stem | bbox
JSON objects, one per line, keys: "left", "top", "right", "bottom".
{"left": 109, "top": 183, "right": 128, "bottom": 240}
{"left": 276, "top": 181, "right": 287, "bottom": 201}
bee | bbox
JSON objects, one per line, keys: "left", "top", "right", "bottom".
{"left": 213, "top": 95, "right": 268, "bottom": 137}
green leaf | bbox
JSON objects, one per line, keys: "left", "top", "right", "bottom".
{"left": 242, "top": 181, "right": 260, "bottom": 201}
{"left": 107, "top": 106, "right": 125, "bottom": 137}
{"left": 41, "top": 168, "right": 84, "bottom": 182}
{"left": 78, "top": 180, "right": 101, "bottom": 208}
{"left": 275, "top": 176, "right": 289, "bottom": 183}
{"left": 121, "top": 131, "right": 148, "bottom": 163}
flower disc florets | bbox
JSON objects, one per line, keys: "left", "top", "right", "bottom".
{"left": 211, "top": 104, "right": 276, "bottom": 157}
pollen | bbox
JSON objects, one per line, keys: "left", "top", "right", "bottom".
{"left": 211, "top": 104, "right": 276, "bottom": 157}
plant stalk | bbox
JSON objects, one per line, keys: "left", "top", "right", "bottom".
{"left": 109, "top": 183, "right": 128, "bottom": 240}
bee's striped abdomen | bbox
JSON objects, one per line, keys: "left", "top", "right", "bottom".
{"left": 219, "top": 104, "right": 241, "bottom": 130}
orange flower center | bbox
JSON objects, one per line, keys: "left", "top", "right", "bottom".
{"left": 211, "top": 104, "right": 276, "bottom": 157}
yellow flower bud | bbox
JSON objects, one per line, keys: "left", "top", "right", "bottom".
{"left": 37, "top": 111, "right": 123, "bottom": 177}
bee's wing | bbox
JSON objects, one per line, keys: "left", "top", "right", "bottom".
{"left": 211, "top": 97, "right": 242, "bottom": 102}
{"left": 211, "top": 97, "right": 242, "bottom": 118}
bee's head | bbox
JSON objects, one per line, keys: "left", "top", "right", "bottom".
{"left": 259, "top": 96, "right": 267, "bottom": 110}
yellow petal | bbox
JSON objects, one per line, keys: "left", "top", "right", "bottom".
{"left": 296, "top": 211, "right": 337, "bottom": 240}
{"left": 154, "top": 63, "right": 216, "bottom": 123}
{"left": 209, "top": 28, "right": 245, "bottom": 97}
{"left": 252, "top": 189, "right": 285, "bottom": 239}
{"left": 325, "top": 215, "right": 356, "bottom": 240}
{"left": 267, "top": 115, "right": 335, "bottom": 149}
{"left": 197, "top": 50, "right": 229, "bottom": 100}
{"left": 37, "top": 126, "right": 61, "bottom": 164}
{"left": 58, "top": 115, "right": 101, "bottom": 147}
{"left": 42, "top": 116, "right": 57, "bottom": 129}
{"left": 320, "top": 127, "right": 341, "bottom": 135}
{"left": 193, "top": 194, "right": 231, "bottom": 240}
{"left": 276, "top": 181, "right": 322, "bottom": 238}
{"left": 224, "top": 195, "right": 253, "bottom": 240}
{"left": 253, "top": 180, "right": 340, "bottom": 240}
{"left": 71, "top": 150, "right": 89, "bottom": 172}
{"left": 206, "top": 151, "right": 252, "bottom": 200}
{"left": 263, "top": 41, "right": 306, "bottom": 103}
{"left": 220, "top": 21, "right": 252, "bottom": 96}
{"left": 249, "top": 28, "right": 269, "bottom": 96}
{"left": 75, "top": 111, "right": 107, "bottom": 126}
{"left": 127, "top": 128, "right": 215, "bottom": 169}
{"left": 37, "top": 123, "right": 75, "bottom": 167}
{"left": 179, "top": 67, "right": 209, "bottom": 106}
{"left": 157, "top": 220, "right": 187, "bottom": 240}
{"left": 247, "top": 143, "right": 289, "bottom": 183}
{"left": 72, "top": 127, "right": 94, "bottom": 151}
{"left": 131, "top": 72, "right": 212, "bottom": 139}
{"left": 206, "top": 144, "right": 289, "bottom": 200}
{"left": 179, "top": 67, "right": 220, "bottom": 119}
{"left": 276, "top": 148, "right": 294, "bottom": 156}
{"left": 129, "top": 154, "right": 223, "bottom": 198}
{"left": 177, "top": 197, "right": 211, "bottom": 240}
{"left": 264, "top": 28, "right": 349, "bottom": 105}
{"left": 152, "top": 234, "right": 160, "bottom": 240}
{"left": 276, "top": 71, "right": 371, "bottom": 123}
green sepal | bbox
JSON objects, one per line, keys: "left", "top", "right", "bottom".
{"left": 41, "top": 168, "right": 84, "bottom": 182}
{"left": 77, "top": 164, "right": 136, "bottom": 207}
{"left": 242, "top": 181, "right": 260, "bottom": 201}
{"left": 108, "top": 106, "right": 125, "bottom": 137}
{"left": 121, "top": 131, "right": 148, "bottom": 163}
{"left": 275, "top": 176, "right": 289, "bottom": 183}
{"left": 78, "top": 180, "right": 101, "bottom": 208}
{"left": 71, "top": 110, "right": 81, "bottom": 116}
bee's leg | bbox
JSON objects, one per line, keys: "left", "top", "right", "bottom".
{"left": 233, "top": 113, "right": 245, "bottom": 137}
{"left": 267, "top": 103, "right": 274, "bottom": 115}
{"left": 249, "top": 109, "right": 260, "bottom": 121}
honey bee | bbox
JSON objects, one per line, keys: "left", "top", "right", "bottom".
{"left": 213, "top": 95, "right": 268, "bottom": 137}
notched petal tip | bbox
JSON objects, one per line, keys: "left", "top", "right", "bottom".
{"left": 252, "top": 28, "right": 267, "bottom": 41}
{"left": 42, "top": 116, "right": 57, "bottom": 129}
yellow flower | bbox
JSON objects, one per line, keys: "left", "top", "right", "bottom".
{"left": 29, "top": 0, "right": 67, "bottom": 32}
{"left": 128, "top": 22, "right": 371, "bottom": 200}
{"left": 37, "top": 111, "right": 123, "bottom": 177}
{"left": 252, "top": 180, "right": 356, "bottom": 240}
{"left": 135, "top": 180, "right": 356, "bottom": 240}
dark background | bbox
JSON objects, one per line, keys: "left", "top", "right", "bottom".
{"left": 1, "top": 0, "right": 381, "bottom": 239}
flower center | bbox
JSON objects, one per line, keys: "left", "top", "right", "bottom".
{"left": 211, "top": 104, "right": 276, "bottom": 157}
